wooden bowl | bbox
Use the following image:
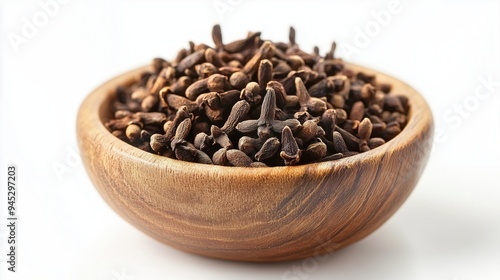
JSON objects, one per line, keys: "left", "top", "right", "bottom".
{"left": 77, "top": 63, "right": 433, "bottom": 262}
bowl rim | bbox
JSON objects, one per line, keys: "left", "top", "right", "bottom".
{"left": 78, "top": 62, "right": 433, "bottom": 177}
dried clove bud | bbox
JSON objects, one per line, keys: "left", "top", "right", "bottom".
{"left": 332, "top": 75, "right": 351, "bottom": 98}
{"left": 361, "top": 83, "right": 377, "bottom": 100}
{"left": 185, "top": 78, "right": 209, "bottom": 100}
{"left": 368, "top": 137, "right": 385, "bottom": 149}
{"left": 238, "top": 136, "right": 263, "bottom": 155}
{"left": 367, "top": 103, "right": 383, "bottom": 116}
{"left": 194, "top": 132, "right": 213, "bottom": 151}
{"left": 332, "top": 131, "right": 349, "bottom": 154}
{"left": 356, "top": 72, "right": 376, "bottom": 84}
{"left": 308, "top": 78, "right": 335, "bottom": 98}
{"left": 266, "top": 81, "right": 288, "bottom": 110}
{"left": 273, "top": 61, "right": 293, "bottom": 78}
{"left": 204, "top": 48, "right": 224, "bottom": 68}
{"left": 212, "top": 24, "right": 224, "bottom": 50}
{"left": 196, "top": 63, "right": 218, "bottom": 79}
{"left": 223, "top": 32, "right": 261, "bottom": 53}
{"left": 169, "top": 76, "right": 192, "bottom": 95}
{"left": 258, "top": 59, "right": 273, "bottom": 92}
{"left": 131, "top": 87, "right": 150, "bottom": 102}
{"left": 112, "top": 130, "right": 127, "bottom": 141}
{"left": 383, "top": 95, "right": 405, "bottom": 113}
{"left": 170, "top": 118, "right": 192, "bottom": 150}
{"left": 297, "top": 120, "right": 326, "bottom": 143}
{"left": 304, "top": 139, "right": 327, "bottom": 162}
{"left": 192, "top": 120, "right": 211, "bottom": 135}
{"left": 236, "top": 88, "right": 301, "bottom": 137}
{"left": 163, "top": 88, "right": 199, "bottom": 111}
{"left": 335, "top": 125, "right": 360, "bottom": 152}
{"left": 343, "top": 120, "right": 360, "bottom": 134}
{"left": 296, "top": 77, "right": 327, "bottom": 115}
{"left": 221, "top": 100, "right": 251, "bottom": 134}
{"left": 289, "top": 26, "right": 296, "bottom": 46}
{"left": 280, "top": 126, "right": 301, "bottom": 165}
{"left": 335, "top": 109, "right": 348, "bottom": 125}
{"left": 255, "top": 137, "right": 280, "bottom": 162}
{"left": 294, "top": 111, "right": 316, "bottom": 124}
{"left": 164, "top": 106, "right": 191, "bottom": 140}
{"left": 174, "top": 142, "right": 198, "bottom": 162}
{"left": 285, "top": 95, "right": 300, "bottom": 108}
{"left": 240, "top": 82, "right": 262, "bottom": 105}
{"left": 377, "top": 82, "right": 392, "bottom": 93}
{"left": 177, "top": 49, "right": 205, "bottom": 74}
{"left": 141, "top": 94, "right": 158, "bottom": 112}
{"left": 326, "top": 42, "right": 337, "bottom": 60}
{"left": 137, "top": 141, "right": 153, "bottom": 153}
{"left": 125, "top": 124, "right": 142, "bottom": 142}
{"left": 281, "top": 70, "right": 309, "bottom": 95}
{"left": 358, "top": 118, "right": 373, "bottom": 152}
{"left": 380, "top": 121, "right": 402, "bottom": 141}
{"left": 207, "top": 74, "right": 227, "bottom": 92}
{"left": 212, "top": 148, "right": 228, "bottom": 166}
{"left": 320, "top": 109, "right": 337, "bottom": 140}
{"left": 151, "top": 57, "right": 168, "bottom": 75}
{"left": 210, "top": 125, "right": 233, "bottom": 149}
{"left": 229, "top": 71, "right": 249, "bottom": 90}
{"left": 140, "top": 129, "right": 152, "bottom": 142}
{"left": 218, "top": 66, "right": 241, "bottom": 76}
{"left": 114, "top": 110, "right": 132, "bottom": 119}
{"left": 287, "top": 55, "right": 305, "bottom": 70}
{"left": 317, "top": 152, "right": 344, "bottom": 162}
{"left": 388, "top": 111, "right": 407, "bottom": 128}
{"left": 226, "top": 149, "right": 254, "bottom": 167}
{"left": 150, "top": 134, "right": 169, "bottom": 153}
{"left": 105, "top": 114, "right": 140, "bottom": 131}
{"left": 227, "top": 60, "right": 243, "bottom": 68}
{"left": 194, "top": 149, "right": 213, "bottom": 164}
{"left": 242, "top": 41, "right": 276, "bottom": 75}
{"left": 349, "top": 101, "right": 365, "bottom": 121}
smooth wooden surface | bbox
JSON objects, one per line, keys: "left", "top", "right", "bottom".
{"left": 76, "top": 63, "right": 433, "bottom": 262}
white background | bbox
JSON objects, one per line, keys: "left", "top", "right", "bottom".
{"left": 1, "top": 0, "right": 499, "bottom": 279}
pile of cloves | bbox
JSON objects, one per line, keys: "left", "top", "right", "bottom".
{"left": 105, "top": 25, "right": 409, "bottom": 167}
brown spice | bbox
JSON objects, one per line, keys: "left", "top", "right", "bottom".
{"left": 104, "top": 25, "right": 410, "bottom": 166}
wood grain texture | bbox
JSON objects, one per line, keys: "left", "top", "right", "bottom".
{"left": 77, "top": 63, "right": 433, "bottom": 262}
